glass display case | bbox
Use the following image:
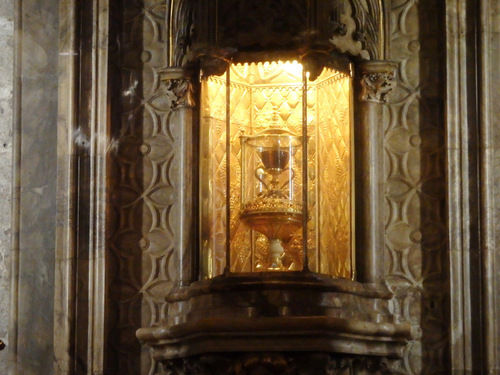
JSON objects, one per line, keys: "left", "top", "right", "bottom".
{"left": 200, "top": 61, "right": 353, "bottom": 278}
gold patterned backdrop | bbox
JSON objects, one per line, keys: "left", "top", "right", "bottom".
{"left": 200, "top": 63, "right": 352, "bottom": 277}
{"left": 312, "top": 68, "right": 352, "bottom": 278}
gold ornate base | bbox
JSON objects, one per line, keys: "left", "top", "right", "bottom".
{"left": 240, "top": 210, "right": 302, "bottom": 242}
{"left": 240, "top": 207, "right": 303, "bottom": 270}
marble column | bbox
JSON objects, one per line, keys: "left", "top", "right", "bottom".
{"left": 161, "top": 68, "right": 197, "bottom": 288}
{"left": 355, "top": 60, "right": 396, "bottom": 284}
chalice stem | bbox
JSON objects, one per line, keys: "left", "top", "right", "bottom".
{"left": 268, "top": 238, "right": 284, "bottom": 270}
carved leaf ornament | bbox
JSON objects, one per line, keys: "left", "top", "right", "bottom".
{"left": 350, "top": 0, "right": 382, "bottom": 59}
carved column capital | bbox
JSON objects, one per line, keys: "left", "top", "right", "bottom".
{"left": 358, "top": 61, "right": 397, "bottom": 103}
{"left": 160, "top": 67, "right": 196, "bottom": 109}
{"left": 166, "top": 78, "right": 195, "bottom": 108}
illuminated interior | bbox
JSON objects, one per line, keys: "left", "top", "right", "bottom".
{"left": 200, "top": 61, "right": 353, "bottom": 278}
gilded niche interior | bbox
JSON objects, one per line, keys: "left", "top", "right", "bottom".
{"left": 200, "top": 61, "right": 353, "bottom": 278}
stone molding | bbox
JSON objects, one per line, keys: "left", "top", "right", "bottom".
{"left": 137, "top": 275, "right": 417, "bottom": 361}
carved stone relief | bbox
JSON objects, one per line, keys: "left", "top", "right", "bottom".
{"left": 168, "top": 0, "right": 194, "bottom": 66}
{"left": 162, "top": 75, "right": 196, "bottom": 108}
{"left": 349, "top": 0, "right": 383, "bottom": 59}
{"left": 360, "top": 68, "right": 396, "bottom": 103}
{"left": 384, "top": 0, "right": 448, "bottom": 374}
{"left": 327, "top": 0, "right": 382, "bottom": 60}
{"left": 194, "top": 0, "right": 382, "bottom": 62}
{"left": 159, "top": 353, "right": 393, "bottom": 375}
{"left": 108, "top": 0, "right": 175, "bottom": 373}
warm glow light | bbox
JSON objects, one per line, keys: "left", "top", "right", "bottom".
{"left": 200, "top": 60, "right": 352, "bottom": 278}
{"left": 272, "top": 60, "right": 303, "bottom": 78}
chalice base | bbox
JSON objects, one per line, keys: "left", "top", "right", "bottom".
{"left": 240, "top": 210, "right": 302, "bottom": 271}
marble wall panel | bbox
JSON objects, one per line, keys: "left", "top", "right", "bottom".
{"left": 9, "top": 0, "right": 59, "bottom": 373}
{"left": 385, "top": 0, "right": 448, "bottom": 373}
{"left": 0, "top": 0, "right": 13, "bottom": 372}
{"left": 488, "top": 0, "right": 500, "bottom": 370}
{"left": 491, "top": 2, "right": 500, "bottom": 221}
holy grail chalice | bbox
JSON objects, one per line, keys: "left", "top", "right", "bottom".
{"left": 240, "top": 129, "right": 303, "bottom": 270}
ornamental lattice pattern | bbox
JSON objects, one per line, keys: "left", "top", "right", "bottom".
{"left": 384, "top": 0, "right": 448, "bottom": 373}
{"left": 314, "top": 69, "right": 352, "bottom": 278}
{"left": 108, "top": 1, "right": 173, "bottom": 374}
